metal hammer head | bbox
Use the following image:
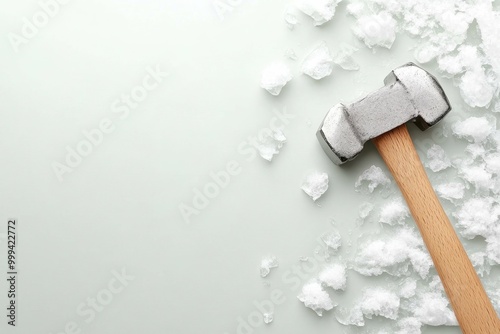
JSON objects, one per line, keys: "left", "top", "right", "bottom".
{"left": 317, "top": 63, "right": 451, "bottom": 165}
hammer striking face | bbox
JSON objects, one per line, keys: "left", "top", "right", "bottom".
{"left": 317, "top": 63, "right": 451, "bottom": 165}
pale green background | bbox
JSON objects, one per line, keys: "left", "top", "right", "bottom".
{"left": 0, "top": 0, "right": 495, "bottom": 333}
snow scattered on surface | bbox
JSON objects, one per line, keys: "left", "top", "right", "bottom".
{"left": 260, "top": 255, "right": 279, "bottom": 277}
{"left": 485, "top": 153, "right": 500, "bottom": 174}
{"left": 335, "top": 306, "right": 365, "bottom": 326}
{"left": 333, "top": 49, "right": 360, "bottom": 71}
{"left": 459, "top": 69, "right": 495, "bottom": 108}
{"left": 351, "top": 12, "right": 397, "bottom": 49}
{"left": 256, "top": 129, "right": 287, "bottom": 161}
{"left": 296, "top": 0, "right": 342, "bottom": 26}
{"left": 435, "top": 182, "right": 465, "bottom": 202}
{"left": 426, "top": 145, "right": 451, "bottom": 172}
{"left": 454, "top": 197, "right": 500, "bottom": 239}
{"left": 399, "top": 278, "right": 417, "bottom": 299}
{"left": 360, "top": 287, "right": 400, "bottom": 320}
{"left": 318, "top": 263, "right": 347, "bottom": 290}
{"left": 414, "top": 291, "right": 458, "bottom": 326}
{"left": 354, "top": 228, "right": 433, "bottom": 279}
{"left": 452, "top": 116, "right": 496, "bottom": 143}
{"left": 321, "top": 230, "right": 342, "bottom": 251}
{"left": 301, "top": 171, "right": 329, "bottom": 201}
{"left": 268, "top": 0, "right": 500, "bottom": 329}
{"left": 284, "top": 6, "right": 299, "bottom": 30}
{"left": 301, "top": 42, "right": 334, "bottom": 80}
{"left": 466, "top": 143, "right": 487, "bottom": 160}
{"left": 379, "top": 198, "right": 409, "bottom": 225}
{"left": 493, "top": 101, "right": 500, "bottom": 113}
{"left": 358, "top": 201, "right": 374, "bottom": 219}
{"left": 458, "top": 163, "right": 492, "bottom": 193}
{"left": 260, "top": 62, "right": 292, "bottom": 96}
{"left": 486, "top": 228, "right": 500, "bottom": 264}
{"left": 395, "top": 317, "right": 422, "bottom": 334}
{"left": 297, "top": 280, "right": 335, "bottom": 316}
{"left": 470, "top": 251, "right": 492, "bottom": 276}
{"left": 355, "top": 165, "right": 391, "bottom": 193}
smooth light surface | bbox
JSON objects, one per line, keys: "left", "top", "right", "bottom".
{"left": 0, "top": 1, "right": 492, "bottom": 333}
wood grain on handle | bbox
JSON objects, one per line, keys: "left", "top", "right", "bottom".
{"left": 372, "top": 124, "right": 500, "bottom": 334}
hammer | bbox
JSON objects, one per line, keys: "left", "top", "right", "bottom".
{"left": 317, "top": 63, "right": 500, "bottom": 333}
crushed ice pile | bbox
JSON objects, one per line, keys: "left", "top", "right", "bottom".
{"left": 291, "top": 151, "right": 500, "bottom": 330}
{"left": 256, "top": 0, "right": 500, "bottom": 331}
{"left": 346, "top": 0, "right": 500, "bottom": 109}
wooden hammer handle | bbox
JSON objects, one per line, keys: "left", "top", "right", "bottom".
{"left": 373, "top": 124, "right": 500, "bottom": 334}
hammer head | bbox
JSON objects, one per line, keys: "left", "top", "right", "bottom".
{"left": 317, "top": 63, "right": 451, "bottom": 165}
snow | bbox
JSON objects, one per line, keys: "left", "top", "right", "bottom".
{"left": 426, "top": 145, "right": 451, "bottom": 172}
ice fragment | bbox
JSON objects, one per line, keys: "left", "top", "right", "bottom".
{"left": 256, "top": 129, "right": 286, "bottom": 161}
{"left": 354, "top": 228, "right": 432, "bottom": 278}
{"left": 426, "top": 145, "right": 451, "bottom": 172}
{"left": 352, "top": 12, "right": 397, "bottom": 49}
{"left": 260, "top": 255, "right": 279, "bottom": 277}
{"left": 435, "top": 183, "right": 465, "bottom": 202}
{"left": 284, "top": 6, "right": 299, "bottom": 30}
{"left": 414, "top": 292, "right": 458, "bottom": 326}
{"left": 358, "top": 202, "right": 374, "bottom": 219}
{"left": 260, "top": 62, "right": 292, "bottom": 96}
{"left": 360, "top": 287, "right": 400, "bottom": 320}
{"left": 452, "top": 116, "right": 496, "bottom": 143}
{"left": 355, "top": 165, "right": 391, "bottom": 193}
{"left": 296, "top": 0, "right": 341, "bottom": 26}
{"left": 318, "top": 263, "right": 347, "bottom": 290}
{"left": 321, "top": 230, "right": 342, "bottom": 251}
{"left": 379, "top": 198, "right": 409, "bottom": 225}
{"left": 298, "top": 280, "right": 335, "bottom": 316}
{"left": 302, "top": 171, "right": 329, "bottom": 201}
{"left": 301, "top": 42, "right": 334, "bottom": 80}
{"left": 335, "top": 306, "right": 365, "bottom": 326}
{"left": 263, "top": 312, "right": 273, "bottom": 324}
